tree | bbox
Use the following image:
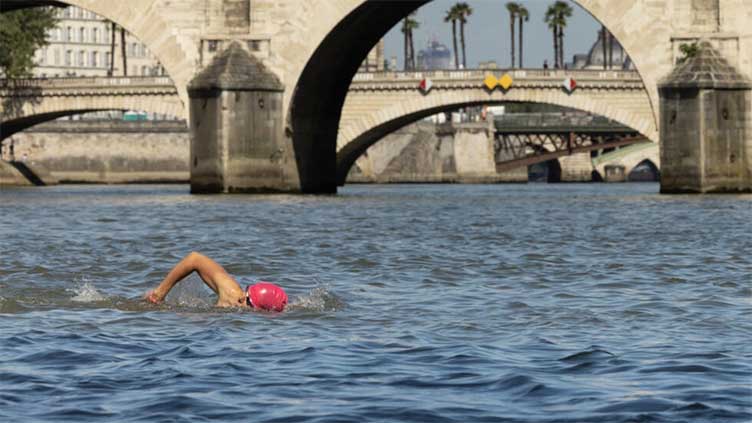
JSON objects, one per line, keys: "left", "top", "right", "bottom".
{"left": 107, "top": 21, "right": 116, "bottom": 76}
{"left": 120, "top": 26, "right": 127, "bottom": 76}
{"left": 608, "top": 28, "right": 613, "bottom": 68}
{"left": 455, "top": 2, "right": 472, "bottom": 69}
{"left": 506, "top": 2, "right": 519, "bottom": 69}
{"left": 517, "top": 5, "right": 529, "bottom": 68}
{"left": 444, "top": 6, "right": 460, "bottom": 69}
{"left": 544, "top": 5, "right": 558, "bottom": 68}
{"left": 401, "top": 14, "right": 419, "bottom": 70}
{"left": 601, "top": 25, "right": 607, "bottom": 69}
{"left": 0, "top": 7, "right": 57, "bottom": 79}
{"left": 401, "top": 17, "right": 409, "bottom": 70}
{"left": 553, "top": 1, "right": 572, "bottom": 68}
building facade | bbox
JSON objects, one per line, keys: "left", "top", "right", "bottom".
{"left": 417, "top": 40, "right": 452, "bottom": 70}
{"left": 569, "top": 30, "right": 635, "bottom": 70}
{"left": 33, "top": 6, "right": 165, "bottom": 78}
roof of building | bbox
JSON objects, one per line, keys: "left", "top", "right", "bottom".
{"left": 585, "top": 30, "right": 629, "bottom": 69}
{"left": 188, "top": 42, "right": 283, "bottom": 92}
{"left": 659, "top": 41, "right": 752, "bottom": 89}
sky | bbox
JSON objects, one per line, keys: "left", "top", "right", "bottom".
{"left": 383, "top": 0, "right": 602, "bottom": 69}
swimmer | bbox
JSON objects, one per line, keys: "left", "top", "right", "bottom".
{"left": 143, "top": 251, "right": 287, "bottom": 311}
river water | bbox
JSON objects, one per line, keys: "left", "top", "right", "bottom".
{"left": 0, "top": 183, "right": 750, "bottom": 422}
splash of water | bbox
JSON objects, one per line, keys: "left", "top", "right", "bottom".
{"left": 69, "top": 280, "right": 106, "bottom": 302}
{"left": 289, "top": 285, "right": 346, "bottom": 312}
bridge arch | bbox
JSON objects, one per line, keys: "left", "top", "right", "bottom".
{"left": 0, "top": 79, "right": 184, "bottom": 140}
{"left": 290, "top": 0, "right": 671, "bottom": 191}
{"left": 335, "top": 89, "right": 654, "bottom": 185}
{"left": 592, "top": 142, "right": 660, "bottom": 179}
{"left": 628, "top": 159, "right": 660, "bottom": 181}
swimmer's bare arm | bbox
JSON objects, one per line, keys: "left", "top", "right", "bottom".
{"left": 144, "top": 252, "right": 245, "bottom": 306}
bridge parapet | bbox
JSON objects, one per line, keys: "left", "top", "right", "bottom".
{"left": 1, "top": 76, "right": 176, "bottom": 91}
{"left": 350, "top": 69, "right": 644, "bottom": 91}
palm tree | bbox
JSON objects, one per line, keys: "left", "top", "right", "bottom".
{"left": 517, "top": 5, "right": 529, "bottom": 68}
{"left": 409, "top": 15, "right": 419, "bottom": 70}
{"left": 544, "top": 5, "right": 558, "bottom": 67}
{"left": 506, "top": 2, "right": 519, "bottom": 69}
{"left": 401, "top": 17, "right": 410, "bottom": 69}
{"left": 120, "top": 26, "right": 127, "bottom": 75}
{"left": 455, "top": 2, "right": 472, "bottom": 69}
{"left": 601, "top": 25, "right": 607, "bottom": 69}
{"left": 401, "top": 15, "right": 419, "bottom": 70}
{"left": 108, "top": 21, "right": 116, "bottom": 76}
{"left": 444, "top": 6, "right": 460, "bottom": 69}
{"left": 553, "top": 1, "right": 572, "bottom": 68}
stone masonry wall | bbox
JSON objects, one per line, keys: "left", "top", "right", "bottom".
{"left": 5, "top": 121, "right": 189, "bottom": 184}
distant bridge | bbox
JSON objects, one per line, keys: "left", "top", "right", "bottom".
{"left": 0, "top": 77, "right": 182, "bottom": 139}
{"left": 492, "top": 113, "right": 646, "bottom": 173}
{"left": 336, "top": 68, "right": 654, "bottom": 182}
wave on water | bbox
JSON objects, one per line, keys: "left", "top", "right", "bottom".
{"left": 288, "top": 285, "right": 345, "bottom": 313}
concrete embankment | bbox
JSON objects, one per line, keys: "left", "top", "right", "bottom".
{"left": 6, "top": 120, "right": 189, "bottom": 184}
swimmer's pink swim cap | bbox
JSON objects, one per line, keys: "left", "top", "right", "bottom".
{"left": 247, "top": 282, "right": 288, "bottom": 312}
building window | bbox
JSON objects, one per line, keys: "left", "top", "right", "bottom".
{"left": 54, "top": 49, "right": 60, "bottom": 65}
{"left": 62, "top": 7, "right": 70, "bottom": 18}
{"left": 80, "top": 27, "right": 86, "bottom": 43}
{"left": 66, "top": 27, "right": 73, "bottom": 42}
{"left": 92, "top": 28, "right": 99, "bottom": 43}
{"left": 90, "top": 51, "right": 98, "bottom": 68}
{"left": 65, "top": 50, "right": 72, "bottom": 66}
{"left": 207, "top": 40, "right": 220, "bottom": 52}
{"left": 78, "top": 50, "right": 85, "bottom": 67}
{"left": 142, "top": 66, "right": 148, "bottom": 75}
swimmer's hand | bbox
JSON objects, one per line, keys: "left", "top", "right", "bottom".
{"left": 144, "top": 290, "right": 164, "bottom": 304}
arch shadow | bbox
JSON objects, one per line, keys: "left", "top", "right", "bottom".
{"left": 627, "top": 159, "right": 660, "bottom": 182}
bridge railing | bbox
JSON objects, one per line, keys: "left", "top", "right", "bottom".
{"left": 0, "top": 76, "right": 176, "bottom": 89}
{"left": 351, "top": 68, "right": 642, "bottom": 83}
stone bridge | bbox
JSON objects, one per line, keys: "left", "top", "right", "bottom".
{"left": 2, "top": 0, "right": 750, "bottom": 193}
{"left": 1, "top": 69, "right": 652, "bottom": 176}
{"left": 337, "top": 68, "right": 653, "bottom": 182}
{"left": 0, "top": 77, "right": 182, "bottom": 138}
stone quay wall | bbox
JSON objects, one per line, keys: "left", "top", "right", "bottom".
{"left": 4, "top": 120, "right": 190, "bottom": 184}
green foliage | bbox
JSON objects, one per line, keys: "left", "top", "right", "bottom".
{"left": 0, "top": 8, "right": 57, "bottom": 79}
{"left": 678, "top": 42, "right": 699, "bottom": 63}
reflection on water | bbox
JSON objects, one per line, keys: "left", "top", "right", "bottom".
{"left": 0, "top": 183, "right": 750, "bottom": 422}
